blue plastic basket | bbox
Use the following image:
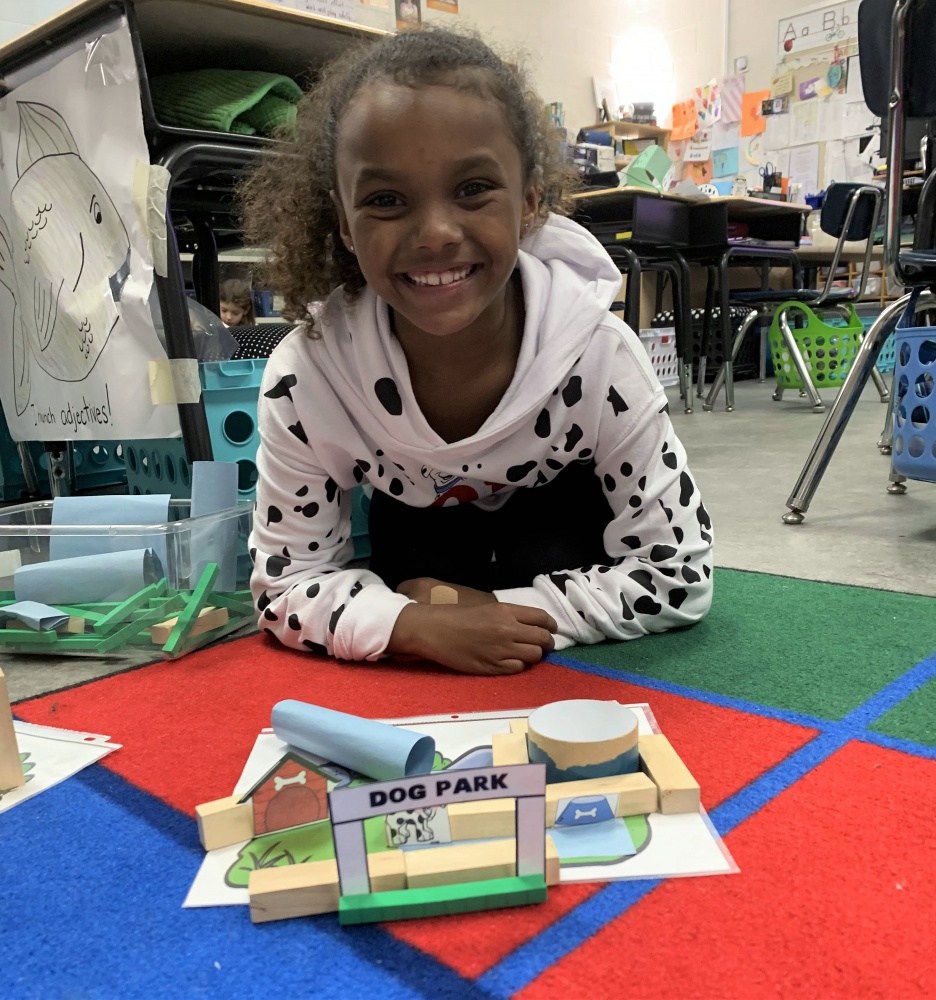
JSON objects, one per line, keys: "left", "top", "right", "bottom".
{"left": 893, "top": 293, "right": 936, "bottom": 483}
{"left": 123, "top": 359, "right": 371, "bottom": 559}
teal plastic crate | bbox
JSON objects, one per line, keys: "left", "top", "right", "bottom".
{"left": 123, "top": 359, "right": 370, "bottom": 559}
{"left": 1, "top": 406, "right": 127, "bottom": 500}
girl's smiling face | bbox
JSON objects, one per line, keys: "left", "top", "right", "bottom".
{"left": 332, "top": 82, "right": 538, "bottom": 341}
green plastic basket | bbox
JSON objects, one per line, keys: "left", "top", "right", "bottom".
{"left": 768, "top": 302, "right": 862, "bottom": 390}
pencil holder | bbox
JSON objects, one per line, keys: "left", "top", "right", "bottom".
{"left": 768, "top": 302, "right": 862, "bottom": 391}
{"left": 893, "top": 291, "right": 936, "bottom": 483}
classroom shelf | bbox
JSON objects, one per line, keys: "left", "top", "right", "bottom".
{"left": 584, "top": 121, "right": 671, "bottom": 149}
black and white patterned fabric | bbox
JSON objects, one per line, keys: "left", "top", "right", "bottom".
{"left": 249, "top": 216, "right": 714, "bottom": 661}
{"left": 231, "top": 324, "right": 297, "bottom": 359}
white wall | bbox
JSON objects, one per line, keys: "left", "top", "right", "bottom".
{"left": 427, "top": 0, "right": 728, "bottom": 134}
{"left": 728, "top": 0, "right": 831, "bottom": 93}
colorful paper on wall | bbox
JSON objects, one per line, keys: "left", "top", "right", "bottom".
{"left": 712, "top": 147, "right": 739, "bottom": 178}
{"left": 720, "top": 75, "right": 744, "bottom": 124}
{"left": 741, "top": 90, "right": 770, "bottom": 136}
{"left": 426, "top": 0, "right": 457, "bottom": 10}
{"left": 694, "top": 79, "right": 721, "bottom": 129}
{"left": 685, "top": 134, "right": 712, "bottom": 162}
{"left": 745, "top": 135, "right": 765, "bottom": 167}
{"left": 395, "top": 0, "right": 421, "bottom": 29}
{"left": 771, "top": 72, "right": 794, "bottom": 98}
{"left": 686, "top": 160, "right": 713, "bottom": 185}
{"left": 671, "top": 99, "right": 697, "bottom": 141}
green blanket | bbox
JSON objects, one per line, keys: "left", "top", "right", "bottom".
{"left": 150, "top": 69, "right": 303, "bottom": 138}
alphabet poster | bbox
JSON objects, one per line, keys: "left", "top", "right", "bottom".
{"left": 0, "top": 19, "right": 180, "bottom": 443}
{"left": 777, "top": 1, "right": 859, "bottom": 62}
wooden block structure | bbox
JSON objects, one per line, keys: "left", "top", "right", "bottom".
{"left": 196, "top": 795, "right": 255, "bottom": 851}
{"left": 249, "top": 851, "right": 406, "bottom": 924}
{"left": 447, "top": 797, "right": 516, "bottom": 840}
{"left": 491, "top": 732, "right": 529, "bottom": 766}
{"left": 150, "top": 606, "right": 228, "bottom": 645}
{"left": 509, "top": 717, "right": 530, "bottom": 736}
{"left": 429, "top": 585, "right": 458, "bottom": 605}
{"left": 545, "top": 772, "right": 658, "bottom": 827}
{"left": 638, "top": 734, "right": 701, "bottom": 814}
{"left": 0, "top": 667, "right": 25, "bottom": 791}
{"left": 404, "top": 838, "right": 517, "bottom": 890}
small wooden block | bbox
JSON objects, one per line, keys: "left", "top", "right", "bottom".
{"left": 509, "top": 717, "right": 530, "bottom": 736}
{"left": 447, "top": 798, "right": 516, "bottom": 840}
{"left": 150, "top": 606, "right": 228, "bottom": 645}
{"left": 0, "top": 668, "right": 25, "bottom": 791}
{"left": 405, "top": 838, "right": 516, "bottom": 890}
{"left": 545, "top": 834, "right": 560, "bottom": 887}
{"left": 248, "top": 851, "right": 406, "bottom": 924}
{"left": 429, "top": 585, "right": 458, "bottom": 605}
{"left": 196, "top": 794, "right": 254, "bottom": 851}
{"left": 60, "top": 617, "right": 86, "bottom": 634}
{"left": 249, "top": 858, "right": 339, "bottom": 924}
{"left": 545, "top": 772, "right": 658, "bottom": 827}
{"left": 638, "top": 734, "right": 701, "bottom": 815}
{"left": 492, "top": 732, "right": 529, "bottom": 766}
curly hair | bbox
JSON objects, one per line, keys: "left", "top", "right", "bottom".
{"left": 239, "top": 26, "right": 578, "bottom": 324}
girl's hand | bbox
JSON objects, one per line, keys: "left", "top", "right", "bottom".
{"left": 387, "top": 602, "right": 557, "bottom": 675}
{"left": 396, "top": 577, "right": 497, "bottom": 608}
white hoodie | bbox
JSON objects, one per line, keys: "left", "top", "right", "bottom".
{"left": 249, "top": 215, "right": 713, "bottom": 660}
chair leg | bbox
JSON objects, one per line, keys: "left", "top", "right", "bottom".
{"left": 773, "top": 386, "right": 785, "bottom": 402}
{"left": 778, "top": 308, "right": 825, "bottom": 411}
{"left": 759, "top": 320, "right": 768, "bottom": 382}
{"left": 869, "top": 364, "right": 890, "bottom": 402}
{"left": 704, "top": 310, "right": 759, "bottom": 411}
{"left": 697, "top": 268, "right": 717, "bottom": 397}
{"left": 878, "top": 383, "right": 898, "bottom": 454}
{"left": 782, "top": 292, "right": 923, "bottom": 525}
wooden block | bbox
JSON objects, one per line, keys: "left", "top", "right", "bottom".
{"left": 150, "top": 606, "right": 228, "bottom": 645}
{"left": 447, "top": 798, "right": 516, "bottom": 840}
{"left": 249, "top": 858, "right": 339, "bottom": 924}
{"left": 545, "top": 772, "right": 658, "bottom": 827}
{"left": 509, "top": 717, "right": 529, "bottom": 736}
{"left": 545, "top": 834, "right": 560, "bottom": 886}
{"left": 405, "top": 838, "right": 516, "bottom": 890}
{"left": 492, "top": 732, "right": 529, "bottom": 766}
{"left": 163, "top": 564, "right": 220, "bottom": 655}
{"left": 0, "top": 668, "right": 25, "bottom": 791}
{"left": 429, "top": 585, "right": 458, "bottom": 605}
{"left": 196, "top": 794, "right": 254, "bottom": 851}
{"left": 368, "top": 849, "right": 407, "bottom": 892}
{"left": 248, "top": 851, "right": 406, "bottom": 924}
{"left": 638, "top": 734, "right": 701, "bottom": 815}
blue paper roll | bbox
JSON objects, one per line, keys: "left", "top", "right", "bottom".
{"left": 271, "top": 700, "right": 436, "bottom": 781}
{"left": 14, "top": 548, "right": 162, "bottom": 605}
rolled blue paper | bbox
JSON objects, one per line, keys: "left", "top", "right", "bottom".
{"left": 14, "top": 548, "right": 162, "bottom": 605}
{"left": 49, "top": 494, "right": 171, "bottom": 565}
{"left": 0, "top": 601, "right": 69, "bottom": 631}
{"left": 271, "top": 700, "right": 436, "bottom": 781}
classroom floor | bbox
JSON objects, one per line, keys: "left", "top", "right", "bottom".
{"left": 3, "top": 375, "right": 934, "bottom": 703}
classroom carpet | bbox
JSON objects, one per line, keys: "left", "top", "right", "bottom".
{"left": 3, "top": 567, "right": 936, "bottom": 1000}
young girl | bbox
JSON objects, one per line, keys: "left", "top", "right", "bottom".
{"left": 242, "top": 28, "right": 713, "bottom": 676}
{"left": 219, "top": 279, "right": 256, "bottom": 327}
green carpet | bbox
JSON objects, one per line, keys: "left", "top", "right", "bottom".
{"left": 571, "top": 568, "right": 936, "bottom": 720}
{"left": 872, "top": 680, "right": 936, "bottom": 746}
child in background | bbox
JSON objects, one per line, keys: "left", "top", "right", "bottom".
{"left": 242, "top": 28, "right": 713, "bottom": 676}
{"left": 219, "top": 279, "right": 256, "bottom": 327}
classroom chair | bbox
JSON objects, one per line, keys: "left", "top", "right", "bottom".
{"left": 784, "top": 0, "right": 936, "bottom": 523}
{"left": 704, "top": 182, "right": 884, "bottom": 413}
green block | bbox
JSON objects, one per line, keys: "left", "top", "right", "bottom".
{"left": 338, "top": 875, "right": 548, "bottom": 925}
{"left": 96, "top": 601, "right": 180, "bottom": 654}
{"left": 94, "top": 579, "right": 168, "bottom": 634}
{"left": 207, "top": 593, "right": 255, "bottom": 617}
{"left": 49, "top": 605, "right": 105, "bottom": 623}
{"left": 0, "top": 628, "right": 59, "bottom": 645}
{"left": 162, "top": 563, "right": 220, "bottom": 656}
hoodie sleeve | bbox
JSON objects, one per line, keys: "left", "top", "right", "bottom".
{"left": 494, "top": 356, "right": 714, "bottom": 647}
{"left": 249, "top": 362, "right": 413, "bottom": 662}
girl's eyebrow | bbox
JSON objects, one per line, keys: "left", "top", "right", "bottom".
{"left": 354, "top": 153, "right": 504, "bottom": 187}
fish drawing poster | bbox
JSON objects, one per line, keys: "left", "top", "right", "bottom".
{"left": 0, "top": 18, "right": 181, "bottom": 443}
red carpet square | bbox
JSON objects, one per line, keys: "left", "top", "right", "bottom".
{"left": 521, "top": 740, "right": 936, "bottom": 999}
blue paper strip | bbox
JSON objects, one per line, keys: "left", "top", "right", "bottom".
{"left": 14, "top": 548, "right": 162, "bottom": 605}
{"left": 271, "top": 700, "right": 436, "bottom": 781}
{"left": 712, "top": 146, "right": 739, "bottom": 179}
{"left": 547, "top": 818, "right": 636, "bottom": 861}
{"left": 0, "top": 601, "right": 69, "bottom": 631}
{"left": 190, "top": 462, "right": 238, "bottom": 592}
{"left": 49, "top": 494, "right": 171, "bottom": 564}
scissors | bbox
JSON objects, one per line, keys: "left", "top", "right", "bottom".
{"left": 759, "top": 162, "right": 776, "bottom": 182}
